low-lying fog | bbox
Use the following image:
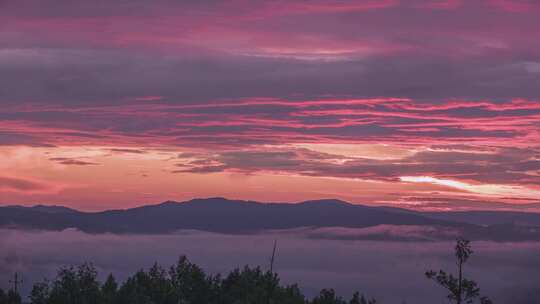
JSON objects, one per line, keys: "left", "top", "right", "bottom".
{"left": 1, "top": 228, "right": 539, "bottom": 303}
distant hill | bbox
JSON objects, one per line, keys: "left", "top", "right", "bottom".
{"left": 0, "top": 198, "right": 457, "bottom": 233}
{"left": 426, "top": 210, "right": 540, "bottom": 227}
{"left": 5, "top": 204, "right": 78, "bottom": 214}
{"left": 1, "top": 198, "right": 540, "bottom": 241}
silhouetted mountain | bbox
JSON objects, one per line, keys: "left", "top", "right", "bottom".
{"left": 0, "top": 197, "right": 458, "bottom": 233}
{"left": 6, "top": 204, "right": 78, "bottom": 214}
{"left": 425, "top": 210, "right": 540, "bottom": 226}
{"left": 2, "top": 198, "right": 540, "bottom": 241}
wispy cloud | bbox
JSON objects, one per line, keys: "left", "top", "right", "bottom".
{"left": 49, "top": 157, "right": 99, "bottom": 166}
{"left": 0, "top": 176, "right": 59, "bottom": 194}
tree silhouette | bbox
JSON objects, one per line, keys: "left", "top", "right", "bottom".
{"left": 101, "top": 274, "right": 118, "bottom": 304}
{"left": 168, "top": 255, "right": 214, "bottom": 304}
{"left": 349, "top": 292, "right": 376, "bottom": 304}
{"left": 0, "top": 287, "right": 21, "bottom": 304}
{"left": 221, "top": 266, "right": 276, "bottom": 304}
{"left": 28, "top": 256, "right": 376, "bottom": 304}
{"left": 311, "top": 288, "right": 345, "bottom": 304}
{"left": 0, "top": 284, "right": 19, "bottom": 304}
{"left": 5, "top": 290, "right": 21, "bottom": 304}
{"left": 29, "top": 281, "right": 49, "bottom": 304}
{"left": 29, "top": 263, "right": 101, "bottom": 304}
{"left": 0, "top": 289, "right": 5, "bottom": 304}
{"left": 426, "top": 238, "right": 493, "bottom": 304}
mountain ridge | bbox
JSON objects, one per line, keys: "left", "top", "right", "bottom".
{"left": 2, "top": 198, "right": 540, "bottom": 241}
{"left": 0, "top": 197, "right": 455, "bottom": 232}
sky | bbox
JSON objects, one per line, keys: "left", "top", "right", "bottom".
{"left": 1, "top": 0, "right": 539, "bottom": 211}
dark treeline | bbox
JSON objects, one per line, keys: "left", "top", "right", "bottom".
{"left": 0, "top": 289, "right": 21, "bottom": 304}
{"left": 0, "top": 239, "right": 491, "bottom": 304}
{"left": 1, "top": 256, "right": 376, "bottom": 304}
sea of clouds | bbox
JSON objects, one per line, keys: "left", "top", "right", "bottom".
{"left": 1, "top": 228, "right": 540, "bottom": 303}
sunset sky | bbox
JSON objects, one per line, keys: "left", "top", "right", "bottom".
{"left": 1, "top": 0, "right": 539, "bottom": 211}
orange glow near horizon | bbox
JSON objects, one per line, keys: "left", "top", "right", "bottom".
{"left": 2, "top": 144, "right": 539, "bottom": 212}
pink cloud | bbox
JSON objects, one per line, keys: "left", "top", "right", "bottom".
{"left": 487, "top": 0, "right": 540, "bottom": 12}
{"left": 0, "top": 176, "right": 58, "bottom": 194}
{"left": 1, "top": 98, "right": 539, "bottom": 149}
